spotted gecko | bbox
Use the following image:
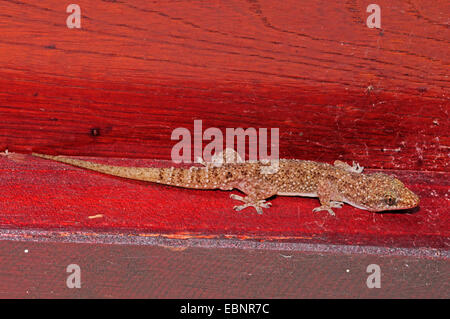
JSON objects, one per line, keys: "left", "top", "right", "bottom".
{"left": 32, "top": 149, "right": 419, "bottom": 215}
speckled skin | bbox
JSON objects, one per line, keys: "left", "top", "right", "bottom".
{"left": 32, "top": 150, "right": 420, "bottom": 215}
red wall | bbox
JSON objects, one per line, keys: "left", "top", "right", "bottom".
{"left": 0, "top": 0, "right": 448, "bottom": 171}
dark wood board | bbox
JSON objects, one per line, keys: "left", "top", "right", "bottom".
{"left": 0, "top": 240, "right": 447, "bottom": 298}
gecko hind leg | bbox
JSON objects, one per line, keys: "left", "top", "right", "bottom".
{"left": 313, "top": 178, "right": 344, "bottom": 216}
{"left": 312, "top": 205, "right": 336, "bottom": 216}
{"left": 230, "top": 194, "right": 272, "bottom": 215}
{"left": 230, "top": 178, "right": 277, "bottom": 215}
{"left": 197, "top": 148, "right": 244, "bottom": 168}
{"left": 334, "top": 160, "right": 364, "bottom": 173}
{"left": 312, "top": 201, "right": 344, "bottom": 216}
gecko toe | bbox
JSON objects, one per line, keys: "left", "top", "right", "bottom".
{"left": 352, "top": 161, "right": 364, "bottom": 173}
{"left": 330, "top": 201, "right": 344, "bottom": 208}
{"left": 231, "top": 195, "right": 271, "bottom": 214}
{"left": 230, "top": 194, "right": 244, "bottom": 201}
{"left": 195, "top": 157, "right": 207, "bottom": 166}
{"left": 233, "top": 205, "right": 247, "bottom": 211}
{"left": 313, "top": 206, "right": 336, "bottom": 216}
{"left": 258, "top": 200, "right": 272, "bottom": 208}
{"left": 255, "top": 207, "right": 263, "bottom": 215}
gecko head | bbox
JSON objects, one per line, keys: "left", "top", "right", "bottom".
{"left": 364, "top": 173, "right": 420, "bottom": 212}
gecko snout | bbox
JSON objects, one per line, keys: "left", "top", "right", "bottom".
{"left": 369, "top": 174, "right": 420, "bottom": 211}
{"left": 403, "top": 188, "right": 420, "bottom": 208}
{"left": 386, "top": 186, "right": 420, "bottom": 211}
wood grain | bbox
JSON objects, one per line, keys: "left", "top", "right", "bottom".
{"left": 0, "top": 0, "right": 448, "bottom": 171}
{"left": 0, "top": 240, "right": 448, "bottom": 298}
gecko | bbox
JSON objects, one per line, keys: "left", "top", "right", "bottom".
{"left": 32, "top": 149, "right": 419, "bottom": 215}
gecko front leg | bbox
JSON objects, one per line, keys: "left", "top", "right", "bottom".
{"left": 230, "top": 194, "right": 272, "bottom": 215}
{"left": 312, "top": 201, "right": 344, "bottom": 216}
{"left": 312, "top": 179, "right": 344, "bottom": 216}
{"left": 197, "top": 148, "right": 244, "bottom": 168}
{"left": 230, "top": 178, "right": 277, "bottom": 214}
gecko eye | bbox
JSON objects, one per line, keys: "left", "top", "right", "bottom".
{"left": 384, "top": 195, "right": 397, "bottom": 206}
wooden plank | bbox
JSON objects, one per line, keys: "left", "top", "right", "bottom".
{"left": 0, "top": 0, "right": 448, "bottom": 171}
{"left": 0, "top": 154, "right": 448, "bottom": 249}
{"left": 0, "top": 2, "right": 448, "bottom": 298}
{"left": 0, "top": 240, "right": 447, "bottom": 298}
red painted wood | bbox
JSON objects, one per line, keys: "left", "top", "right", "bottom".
{"left": 0, "top": 1, "right": 448, "bottom": 254}
{"left": 0, "top": 154, "right": 448, "bottom": 249}
{"left": 0, "top": 0, "right": 448, "bottom": 171}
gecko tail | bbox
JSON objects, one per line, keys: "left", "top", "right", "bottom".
{"left": 31, "top": 153, "right": 208, "bottom": 188}
{"left": 32, "top": 153, "right": 60, "bottom": 161}
{"left": 32, "top": 152, "right": 101, "bottom": 169}
{"left": 31, "top": 152, "right": 159, "bottom": 182}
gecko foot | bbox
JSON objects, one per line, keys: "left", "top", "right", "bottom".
{"left": 312, "top": 206, "right": 336, "bottom": 216}
{"left": 230, "top": 194, "right": 272, "bottom": 215}
{"left": 195, "top": 157, "right": 207, "bottom": 166}
{"left": 351, "top": 161, "right": 364, "bottom": 174}
{"left": 330, "top": 201, "right": 344, "bottom": 208}
{"left": 334, "top": 160, "right": 364, "bottom": 174}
